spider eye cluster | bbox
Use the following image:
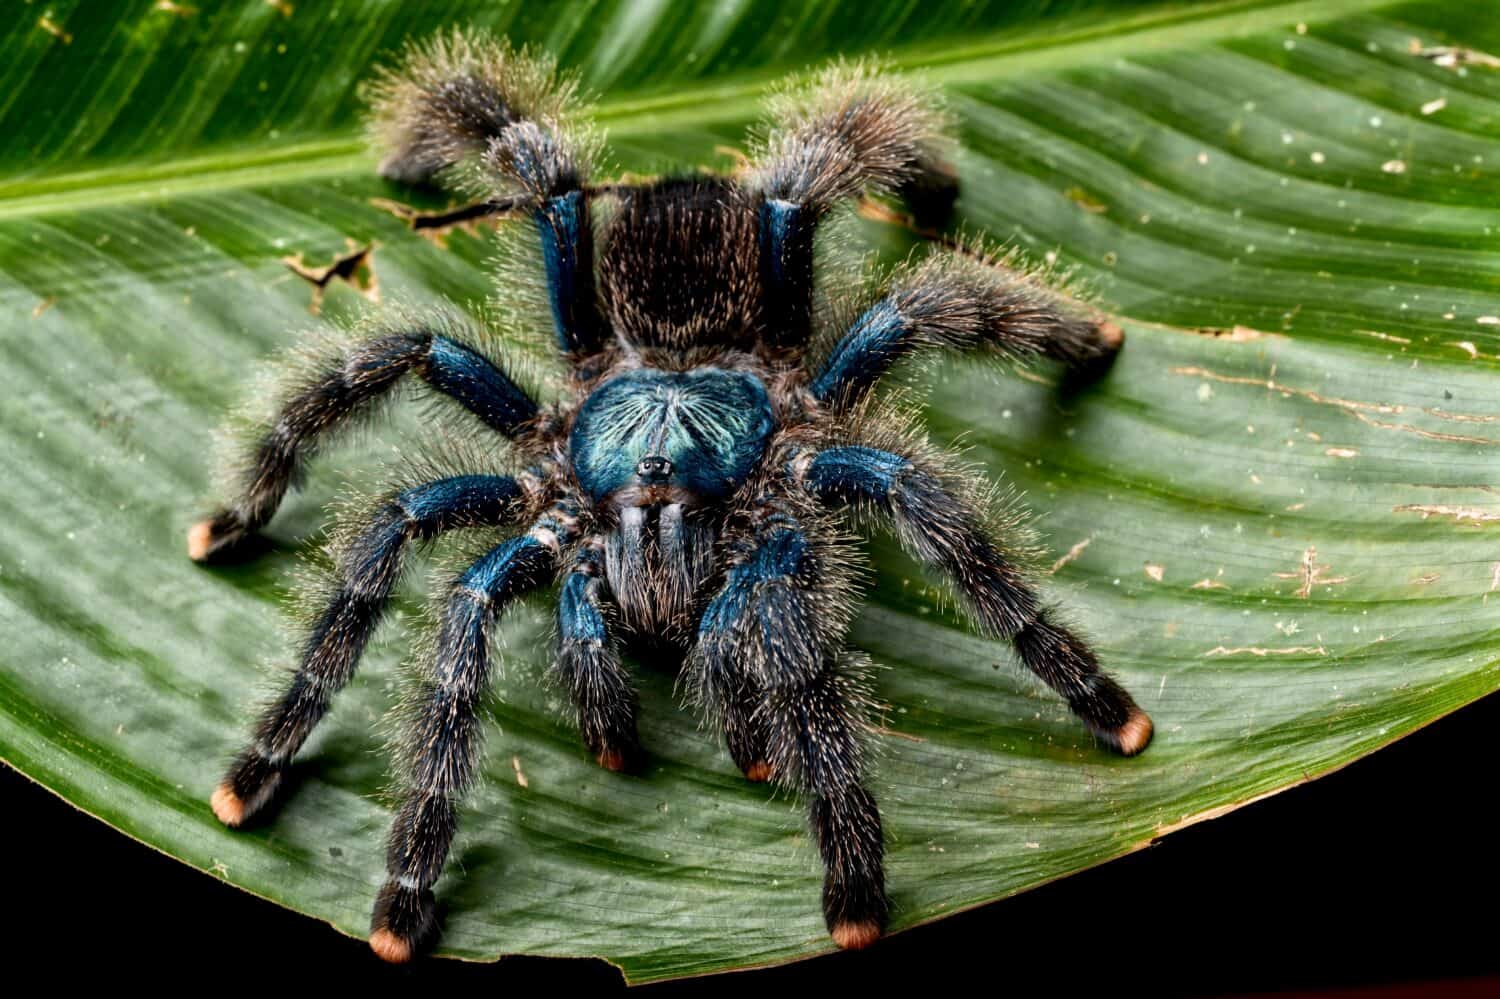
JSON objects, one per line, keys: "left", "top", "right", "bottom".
{"left": 569, "top": 367, "right": 775, "bottom": 504}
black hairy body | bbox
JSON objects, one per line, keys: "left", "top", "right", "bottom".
{"left": 190, "top": 30, "right": 1153, "bottom": 964}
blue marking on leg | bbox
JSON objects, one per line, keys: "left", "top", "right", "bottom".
{"left": 759, "top": 198, "right": 817, "bottom": 348}
{"left": 535, "top": 191, "right": 602, "bottom": 355}
{"left": 458, "top": 535, "right": 552, "bottom": 606}
{"left": 760, "top": 199, "right": 805, "bottom": 289}
{"left": 698, "top": 526, "right": 810, "bottom": 639}
{"left": 423, "top": 336, "right": 538, "bottom": 435}
{"left": 559, "top": 570, "right": 607, "bottom": 643}
{"left": 802, "top": 446, "right": 910, "bottom": 505}
{"left": 396, "top": 474, "right": 525, "bottom": 534}
{"left": 811, "top": 300, "right": 908, "bottom": 402}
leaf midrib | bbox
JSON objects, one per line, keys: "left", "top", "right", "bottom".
{"left": 0, "top": 0, "right": 1394, "bottom": 223}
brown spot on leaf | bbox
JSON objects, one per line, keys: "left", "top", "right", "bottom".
{"left": 282, "top": 239, "right": 379, "bottom": 315}
{"left": 370, "top": 197, "right": 516, "bottom": 247}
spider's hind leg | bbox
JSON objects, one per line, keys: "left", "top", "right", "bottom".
{"left": 210, "top": 473, "right": 532, "bottom": 828}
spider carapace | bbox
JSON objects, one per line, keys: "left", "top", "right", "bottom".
{"left": 189, "top": 30, "right": 1153, "bottom": 963}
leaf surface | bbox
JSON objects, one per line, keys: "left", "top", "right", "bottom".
{"left": 2, "top": 0, "right": 1498, "bottom": 982}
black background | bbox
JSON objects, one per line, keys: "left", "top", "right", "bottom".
{"left": 5, "top": 692, "right": 1496, "bottom": 996}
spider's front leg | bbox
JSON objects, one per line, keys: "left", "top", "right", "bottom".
{"left": 688, "top": 511, "right": 884, "bottom": 947}
{"left": 555, "top": 537, "right": 639, "bottom": 772}
{"left": 750, "top": 63, "right": 957, "bottom": 351}
{"left": 371, "top": 506, "right": 576, "bottom": 963}
{"left": 211, "top": 473, "right": 534, "bottom": 827}
{"left": 368, "top": 30, "right": 609, "bottom": 359}
{"left": 793, "top": 444, "right": 1152, "bottom": 757}
{"left": 189, "top": 318, "right": 539, "bottom": 561}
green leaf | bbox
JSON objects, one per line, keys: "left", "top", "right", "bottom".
{"left": 4, "top": 0, "right": 1499, "bottom": 983}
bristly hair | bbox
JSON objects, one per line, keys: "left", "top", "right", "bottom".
{"left": 361, "top": 27, "right": 585, "bottom": 189}
{"left": 750, "top": 57, "right": 954, "bottom": 211}
{"left": 804, "top": 236, "right": 1110, "bottom": 411}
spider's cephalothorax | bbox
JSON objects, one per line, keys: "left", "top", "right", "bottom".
{"left": 190, "top": 30, "right": 1152, "bottom": 964}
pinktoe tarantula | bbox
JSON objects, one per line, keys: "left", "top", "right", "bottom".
{"left": 190, "top": 30, "right": 1152, "bottom": 963}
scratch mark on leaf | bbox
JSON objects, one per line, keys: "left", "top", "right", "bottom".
{"left": 31, "top": 296, "right": 56, "bottom": 319}
{"left": 37, "top": 15, "right": 71, "bottom": 43}
{"left": 1049, "top": 536, "right": 1093, "bottom": 575}
{"left": 1357, "top": 329, "right": 1410, "bottom": 344}
{"left": 1274, "top": 546, "right": 1349, "bottom": 599}
{"left": 1409, "top": 40, "right": 1500, "bottom": 70}
{"left": 511, "top": 756, "right": 529, "bottom": 788}
{"left": 1171, "top": 367, "right": 1499, "bottom": 445}
{"left": 1204, "top": 645, "right": 1328, "bottom": 658}
{"left": 1393, "top": 504, "right": 1500, "bottom": 524}
{"left": 870, "top": 725, "right": 926, "bottom": 743}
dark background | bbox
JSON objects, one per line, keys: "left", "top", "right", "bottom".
{"left": 6, "top": 692, "right": 1496, "bottom": 996}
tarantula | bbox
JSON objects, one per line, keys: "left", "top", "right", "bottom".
{"left": 190, "top": 30, "right": 1153, "bottom": 963}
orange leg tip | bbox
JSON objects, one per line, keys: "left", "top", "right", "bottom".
{"left": 1113, "top": 709, "right": 1154, "bottom": 757}
{"left": 186, "top": 520, "right": 217, "bottom": 562}
{"left": 209, "top": 783, "right": 245, "bottom": 827}
{"left": 744, "top": 760, "right": 773, "bottom": 783}
{"left": 1096, "top": 320, "right": 1125, "bottom": 352}
{"left": 596, "top": 748, "right": 628, "bottom": 773}
{"left": 830, "top": 920, "right": 883, "bottom": 951}
{"left": 368, "top": 928, "right": 414, "bottom": 964}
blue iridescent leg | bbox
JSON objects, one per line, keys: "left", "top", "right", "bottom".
{"left": 808, "top": 253, "right": 1122, "bottom": 408}
{"left": 555, "top": 538, "right": 638, "bottom": 770}
{"left": 190, "top": 324, "right": 539, "bottom": 562}
{"left": 752, "top": 64, "right": 954, "bottom": 350}
{"left": 371, "top": 511, "right": 573, "bottom": 962}
{"left": 689, "top": 513, "right": 886, "bottom": 946}
{"left": 210, "top": 474, "right": 532, "bottom": 828}
{"left": 795, "top": 443, "right": 1152, "bottom": 756}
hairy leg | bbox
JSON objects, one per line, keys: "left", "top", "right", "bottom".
{"left": 689, "top": 512, "right": 883, "bottom": 944}
{"left": 748, "top": 61, "right": 955, "bottom": 350}
{"left": 555, "top": 537, "right": 639, "bottom": 771}
{"left": 189, "top": 321, "right": 538, "bottom": 561}
{"left": 366, "top": 29, "right": 608, "bottom": 357}
{"left": 810, "top": 250, "right": 1122, "bottom": 408}
{"left": 211, "top": 474, "right": 533, "bottom": 827}
{"left": 794, "top": 443, "right": 1151, "bottom": 756}
{"left": 371, "top": 509, "right": 574, "bottom": 963}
